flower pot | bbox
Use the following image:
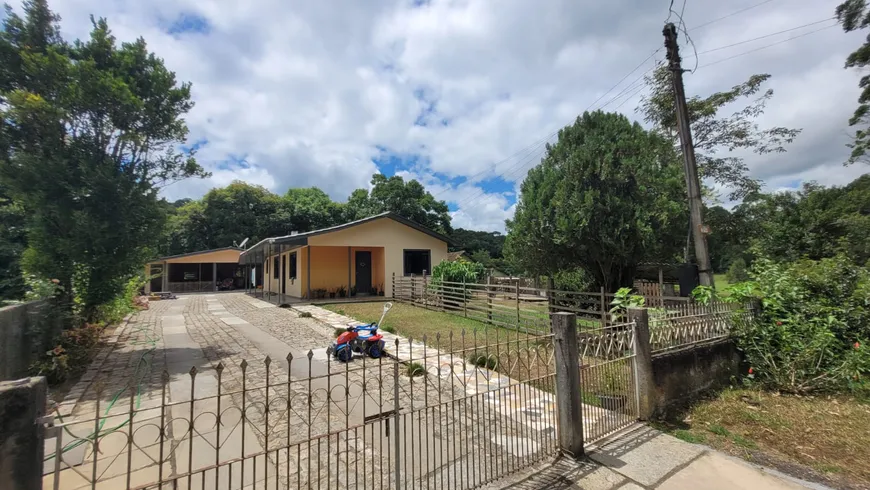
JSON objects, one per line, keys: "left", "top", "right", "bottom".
{"left": 378, "top": 291, "right": 385, "bottom": 296}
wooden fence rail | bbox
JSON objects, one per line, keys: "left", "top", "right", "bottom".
{"left": 391, "top": 274, "right": 707, "bottom": 334}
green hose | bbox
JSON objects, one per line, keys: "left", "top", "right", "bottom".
{"left": 45, "top": 319, "right": 159, "bottom": 461}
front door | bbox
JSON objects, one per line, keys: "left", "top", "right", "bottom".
{"left": 355, "top": 251, "right": 372, "bottom": 294}
{"left": 149, "top": 265, "right": 163, "bottom": 293}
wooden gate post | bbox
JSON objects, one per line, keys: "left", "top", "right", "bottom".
{"left": 486, "top": 275, "right": 494, "bottom": 324}
{"left": 552, "top": 312, "right": 583, "bottom": 457}
{"left": 627, "top": 308, "right": 655, "bottom": 420}
{"left": 422, "top": 270, "right": 428, "bottom": 308}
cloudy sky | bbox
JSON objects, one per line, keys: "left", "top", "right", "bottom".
{"left": 12, "top": 0, "right": 866, "bottom": 232}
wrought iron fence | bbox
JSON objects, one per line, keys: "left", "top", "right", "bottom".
{"left": 577, "top": 322, "right": 639, "bottom": 442}
{"left": 45, "top": 331, "right": 559, "bottom": 490}
{"left": 649, "top": 301, "right": 751, "bottom": 353}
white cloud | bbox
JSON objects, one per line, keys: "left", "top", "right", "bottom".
{"left": 13, "top": 0, "right": 867, "bottom": 232}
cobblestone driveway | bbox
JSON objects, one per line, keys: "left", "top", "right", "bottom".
{"left": 50, "top": 293, "right": 558, "bottom": 489}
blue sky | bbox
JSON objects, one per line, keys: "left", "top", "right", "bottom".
{"left": 23, "top": 0, "right": 869, "bottom": 232}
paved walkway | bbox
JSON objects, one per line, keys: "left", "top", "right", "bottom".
{"left": 490, "top": 425, "right": 828, "bottom": 489}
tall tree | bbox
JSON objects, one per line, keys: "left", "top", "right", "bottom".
{"left": 449, "top": 228, "right": 505, "bottom": 257}
{"left": 505, "top": 111, "right": 687, "bottom": 291}
{"left": 0, "top": 185, "right": 26, "bottom": 301}
{"left": 284, "top": 187, "right": 344, "bottom": 232}
{"left": 0, "top": 0, "right": 207, "bottom": 318}
{"left": 836, "top": 0, "right": 870, "bottom": 163}
{"left": 345, "top": 174, "right": 452, "bottom": 234}
{"left": 639, "top": 66, "right": 800, "bottom": 199}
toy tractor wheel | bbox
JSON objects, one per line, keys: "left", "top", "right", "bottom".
{"left": 337, "top": 348, "right": 352, "bottom": 363}
{"left": 366, "top": 343, "right": 382, "bottom": 359}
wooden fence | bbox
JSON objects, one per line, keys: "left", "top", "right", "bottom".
{"left": 391, "top": 274, "right": 693, "bottom": 334}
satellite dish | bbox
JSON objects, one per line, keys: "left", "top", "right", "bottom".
{"left": 239, "top": 237, "right": 250, "bottom": 249}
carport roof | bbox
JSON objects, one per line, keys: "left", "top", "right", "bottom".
{"left": 238, "top": 212, "right": 452, "bottom": 264}
{"left": 150, "top": 247, "right": 242, "bottom": 263}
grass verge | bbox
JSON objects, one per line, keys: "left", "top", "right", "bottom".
{"left": 654, "top": 388, "right": 870, "bottom": 488}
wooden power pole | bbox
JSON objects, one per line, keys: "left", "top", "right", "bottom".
{"left": 663, "top": 23, "right": 714, "bottom": 288}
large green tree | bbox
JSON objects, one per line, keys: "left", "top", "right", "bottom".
{"left": 639, "top": 67, "right": 800, "bottom": 199}
{"left": 0, "top": 0, "right": 207, "bottom": 318}
{"left": 0, "top": 185, "right": 26, "bottom": 301}
{"left": 345, "top": 174, "right": 452, "bottom": 234}
{"left": 505, "top": 111, "right": 687, "bottom": 292}
{"left": 449, "top": 228, "right": 505, "bottom": 257}
{"left": 837, "top": 0, "right": 870, "bottom": 163}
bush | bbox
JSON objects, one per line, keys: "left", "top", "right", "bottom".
{"left": 30, "top": 322, "right": 104, "bottom": 384}
{"left": 726, "top": 258, "right": 750, "bottom": 284}
{"left": 467, "top": 352, "right": 499, "bottom": 370}
{"left": 430, "top": 260, "right": 485, "bottom": 284}
{"left": 553, "top": 269, "right": 590, "bottom": 291}
{"left": 727, "top": 254, "right": 870, "bottom": 395}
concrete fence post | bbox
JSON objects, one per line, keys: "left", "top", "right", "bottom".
{"left": 627, "top": 308, "right": 656, "bottom": 420}
{"left": 551, "top": 312, "right": 584, "bottom": 457}
{"left": 0, "top": 377, "right": 47, "bottom": 490}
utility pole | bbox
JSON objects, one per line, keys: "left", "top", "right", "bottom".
{"left": 663, "top": 23, "right": 714, "bottom": 288}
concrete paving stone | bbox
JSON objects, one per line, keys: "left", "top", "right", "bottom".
{"left": 657, "top": 452, "right": 809, "bottom": 490}
{"left": 589, "top": 427, "right": 704, "bottom": 487}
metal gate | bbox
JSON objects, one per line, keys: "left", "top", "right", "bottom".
{"left": 44, "top": 331, "right": 559, "bottom": 489}
{"left": 578, "top": 321, "right": 640, "bottom": 442}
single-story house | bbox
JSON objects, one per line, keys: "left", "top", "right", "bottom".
{"left": 144, "top": 247, "right": 247, "bottom": 294}
{"left": 238, "top": 212, "right": 450, "bottom": 300}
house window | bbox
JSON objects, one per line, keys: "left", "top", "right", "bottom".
{"left": 403, "top": 250, "right": 431, "bottom": 276}
{"left": 289, "top": 252, "right": 297, "bottom": 279}
{"left": 273, "top": 256, "right": 280, "bottom": 278}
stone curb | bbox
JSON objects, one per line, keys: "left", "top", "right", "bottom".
{"left": 53, "top": 312, "right": 135, "bottom": 418}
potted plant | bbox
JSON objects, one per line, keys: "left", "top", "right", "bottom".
{"left": 329, "top": 288, "right": 336, "bottom": 299}
{"left": 377, "top": 283, "right": 385, "bottom": 296}
{"left": 350, "top": 285, "right": 357, "bottom": 297}
{"left": 337, "top": 285, "right": 347, "bottom": 298}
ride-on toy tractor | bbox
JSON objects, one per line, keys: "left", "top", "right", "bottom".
{"left": 326, "top": 303, "right": 391, "bottom": 362}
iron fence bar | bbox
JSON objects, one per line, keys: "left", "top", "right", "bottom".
{"left": 264, "top": 356, "right": 271, "bottom": 490}
{"left": 188, "top": 367, "right": 196, "bottom": 490}
{"left": 126, "top": 386, "right": 135, "bottom": 490}
{"left": 91, "top": 388, "right": 101, "bottom": 490}
{"left": 393, "top": 341, "right": 401, "bottom": 490}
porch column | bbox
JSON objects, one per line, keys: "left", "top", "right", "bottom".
{"left": 212, "top": 262, "right": 217, "bottom": 292}
{"left": 162, "top": 261, "right": 168, "bottom": 292}
{"left": 307, "top": 246, "right": 311, "bottom": 300}
{"left": 348, "top": 247, "right": 352, "bottom": 296}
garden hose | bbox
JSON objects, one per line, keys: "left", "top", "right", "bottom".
{"left": 45, "top": 320, "right": 159, "bottom": 461}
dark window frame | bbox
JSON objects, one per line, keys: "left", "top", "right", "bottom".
{"left": 273, "top": 256, "right": 280, "bottom": 279}
{"left": 403, "top": 249, "right": 431, "bottom": 276}
{"left": 289, "top": 252, "right": 298, "bottom": 279}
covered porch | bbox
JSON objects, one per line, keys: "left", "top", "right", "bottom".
{"left": 238, "top": 244, "right": 386, "bottom": 305}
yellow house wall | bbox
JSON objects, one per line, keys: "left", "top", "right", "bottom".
{"left": 308, "top": 218, "right": 447, "bottom": 298}
{"left": 308, "top": 246, "right": 350, "bottom": 292}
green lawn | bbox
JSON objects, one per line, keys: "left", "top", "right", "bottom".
{"left": 322, "top": 302, "right": 536, "bottom": 352}
{"left": 714, "top": 273, "right": 731, "bottom": 291}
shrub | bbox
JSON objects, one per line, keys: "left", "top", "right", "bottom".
{"left": 727, "top": 254, "right": 870, "bottom": 395}
{"left": 430, "top": 260, "right": 485, "bottom": 284}
{"left": 609, "top": 287, "right": 645, "bottom": 321}
{"left": 299, "top": 311, "right": 313, "bottom": 318}
{"left": 406, "top": 362, "right": 426, "bottom": 377}
{"left": 30, "top": 322, "right": 104, "bottom": 384}
{"left": 552, "top": 269, "right": 590, "bottom": 291}
{"left": 726, "top": 258, "right": 750, "bottom": 284}
{"left": 467, "top": 352, "right": 499, "bottom": 370}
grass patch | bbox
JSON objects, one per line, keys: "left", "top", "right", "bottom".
{"left": 467, "top": 352, "right": 499, "bottom": 370}
{"left": 406, "top": 362, "right": 426, "bottom": 377}
{"left": 322, "top": 302, "right": 533, "bottom": 351}
{"left": 298, "top": 311, "right": 313, "bottom": 318}
{"left": 657, "top": 388, "right": 870, "bottom": 487}
{"left": 713, "top": 273, "right": 730, "bottom": 292}
{"left": 672, "top": 429, "right": 706, "bottom": 444}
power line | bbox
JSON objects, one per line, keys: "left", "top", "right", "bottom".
{"left": 692, "top": 0, "right": 776, "bottom": 31}
{"left": 445, "top": 3, "right": 810, "bottom": 211}
{"left": 693, "top": 17, "right": 835, "bottom": 56}
{"left": 698, "top": 22, "right": 838, "bottom": 68}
